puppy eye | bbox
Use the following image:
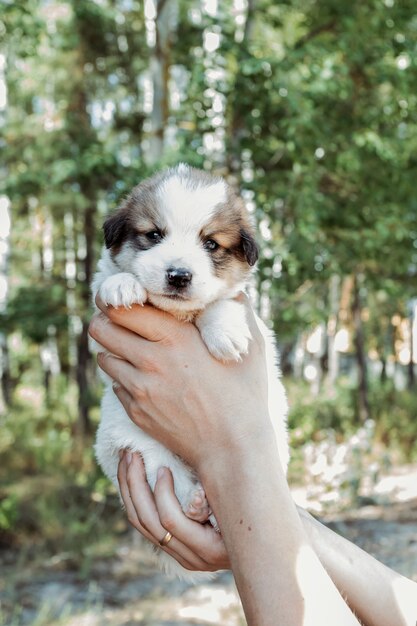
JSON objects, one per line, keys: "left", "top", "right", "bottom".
{"left": 145, "top": 230, "right": 163, "bottom": 243}
{"left": 204, "top": 239, "right": 219, "bottom": 252}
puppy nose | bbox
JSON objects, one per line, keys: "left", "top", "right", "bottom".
{"left": 166, "top": 267, "right": 193, "bottom": 289}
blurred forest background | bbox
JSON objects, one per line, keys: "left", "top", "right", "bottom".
{"left": 0, "top": 0, "right": 417, "bottom": 624}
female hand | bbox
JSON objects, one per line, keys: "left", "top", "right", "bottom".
{"left": 89, "top": 294, "right": 273, "bottom": 473}
{"left": 118, "top": 450, "right": 230, "bottom": 572}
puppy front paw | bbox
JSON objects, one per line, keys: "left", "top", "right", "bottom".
{"left": 200, "top": 324, "right": 250, "bottom": 362}
{"left": 99, "top": 273, "right": 147, "bottom": 308}
{"left": 196, "top": 300, "right": 252, "bottom": 362}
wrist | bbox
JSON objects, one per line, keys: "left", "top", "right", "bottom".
{"left": 196, "top": 423, "right": 289, "bottom": 527}
{"left": 196, "top": 417, "right": 277, "bottom": 483}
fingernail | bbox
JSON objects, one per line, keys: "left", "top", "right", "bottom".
{"left": 112, "top": 381, "right": 121, "bottom": 392}
{"left": 118, "top": 449, "right": 124, "bottom": 460}
{"left": 157, "top": 467, "right": 166, "bottom": 480}
{"left": 126, "top": 452, "right": 132, "bottom": 465}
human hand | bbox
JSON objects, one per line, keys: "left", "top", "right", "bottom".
{"left": 89, "top": 294, "right": 273, "bottom": 473}
{"left": 118, "top": 450, "right": 230, "bottom": 572}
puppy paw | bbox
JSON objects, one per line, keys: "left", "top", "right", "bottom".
{"left": 99, "top": 273, "right": 147, "bottom": 308}
{"left": 196, "top": 299, "right": 252, "bottom": 362}
{"left": 184, "top": 487, "right": 211, "bottom": 523}
{"left": 200, "top": 323, "right": 250, "bottom": 362}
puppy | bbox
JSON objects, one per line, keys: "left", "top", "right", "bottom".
{"left": 92, "top": 164, "right": 289, "bottom": 579}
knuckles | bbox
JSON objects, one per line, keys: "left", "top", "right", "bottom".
{"left": 88, "top": 314, "right": 102, "bottom": 341}
{"left": 158, "top": 511, "right": 177, "bottom": 533}
{"left": 128, "top": 400, "right": 144, "bottom": 424}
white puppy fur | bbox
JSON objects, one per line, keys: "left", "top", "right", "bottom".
{"left": 91, "top": 164, "right": 289, "bottom": 580}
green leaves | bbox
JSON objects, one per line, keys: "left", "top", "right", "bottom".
{"left": 2, "top": 0, "right": 416, "bottom": 381}
{"left": 2, "top": 285, "right": 68, "bottom": 344}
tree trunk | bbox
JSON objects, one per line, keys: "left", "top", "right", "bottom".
{"left": 0, "top": 336, "right": 11, "bottom": 412}
{"left": 380, "top": 356, "right": 387, "bottom": 384}
{"left": 76, "top": 321, "right": 92, "bottom": 436}
{"left": 326, "top": 274, "right": 340, "bottom": 388}
{"left": 0, "top": 196, "right": 11, "bottom": 413}
{"left": 75, "top": 201, "right": 96, "bottom": 436}
{"left": 227, "top": 0, "right": 256, "bottom": 178}
{"left": 352, "top": 274, "right": 371, "bottom": 422}
{"left": 148, "top": 0, "right": 177, "bottom": 165}
{"left": 65, "top": 14, "right": 100, "bottom": 434}
{"left": 408, "top": 315, "right": 415, "bottom": 389}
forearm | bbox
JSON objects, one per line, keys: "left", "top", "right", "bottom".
{"left": 198, "top": 430, "right": 361, "bottom": 626}
{"left": 299, "top": 507, "right": 417, "bottom": 626}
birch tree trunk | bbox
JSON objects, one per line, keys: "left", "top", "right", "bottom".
{"left": 38, "top": 209, "right": 61, "bottom": 402}
{"left": 326, "top": 274, "right": 340, "bottom": 387}
{"left": 352, "top": 274, "right": 371, "bottom": 422}
{"left": 0, "top": 53, "right": 11, "bottom": 413}
{"left": 0, "top": 197, "right": 11, "bottom": 414}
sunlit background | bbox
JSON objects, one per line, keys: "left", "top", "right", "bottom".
{"left": 1, "top": 0, "right": 416, "bottom": 624}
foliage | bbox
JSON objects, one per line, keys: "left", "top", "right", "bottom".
{"left": 1, "top": 375, "right": 415, "bottom": 559}
{"left": 370, "top": 383, "right": 417, "bottom": 460}
{"left": 0, "top": 382, "right": 122, "bottom": 559}
{"left": 1, "top": 284, "right": 67, "bottom": 344}
{"left": 287, "top": 378, "right": 417, "bottom": 461}
{"left": 0, "top": 0, "right": 416, "bottom": 557}
{"left": 287, "top": 378, "right": 358, "bottom": 445}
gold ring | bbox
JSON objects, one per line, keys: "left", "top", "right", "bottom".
{"left": 159, "top": 531, "right": 173, "bottom": 547}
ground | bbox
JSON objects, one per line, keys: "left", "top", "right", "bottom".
{"left": 1, "top": 466, "right": 416, "bottom": 626}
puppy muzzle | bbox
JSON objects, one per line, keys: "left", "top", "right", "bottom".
{"left": 166, "top": 267, "right": 193, "bottom": 290}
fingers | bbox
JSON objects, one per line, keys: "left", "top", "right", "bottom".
{"left": 119, "top": 453, "right": 210, "bottom": 571}
{"left": 154, "top": 467, "right": 229, "bottom": 569}
{"left": 89, "top": 313, "right": 153, "bottom": 368}
{"left": 95, "top": 295, "right": 185, "bottom": 343}
{"left": 118, "top": 452, "right": 196, "bottom": 571}
{"left": 116, "top": 451, "right": 202, "bottom": 570}
{"left": 98, "top": 356, "right": 157, "bottom": 432}
{"left": 117, "top": 452, "right": 157, "bottom": 545}
{"left": 111, "top": 382, "right": 139, "bottom": 424}
{"left": 97, "top": 352, "right": 142, "bottom": 400}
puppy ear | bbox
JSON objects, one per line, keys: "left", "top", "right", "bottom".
{"left": 240, "top": 228, "right": 259, "bottom": 266}
{"left": 103, "top": 211, "right": 128, "bottom": 249}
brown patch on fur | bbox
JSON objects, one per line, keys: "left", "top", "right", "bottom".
{"left": 104, "top": 166, "right": 223, "bottom": 254}
{"left": 104, "top": 174, "right": 169, "bottom": 254}
{"left": 200, "top": 188, "right": 259, "bottom": 285}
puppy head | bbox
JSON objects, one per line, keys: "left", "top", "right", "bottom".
{"left": 104, "top": 164, "right": 258, "bottom": 316}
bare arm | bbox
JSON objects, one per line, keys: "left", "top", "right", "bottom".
{"left": 196, "top": 434, "right": 362, "bottom": 626}
{"left": 299, "top": 507, "right": 417, "bottom": 626}
{"left": 118, "top": 452, "right": 417, "bottom": 626}
{"left": 90, "top": 299, "right": 362, "bottom": 626}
